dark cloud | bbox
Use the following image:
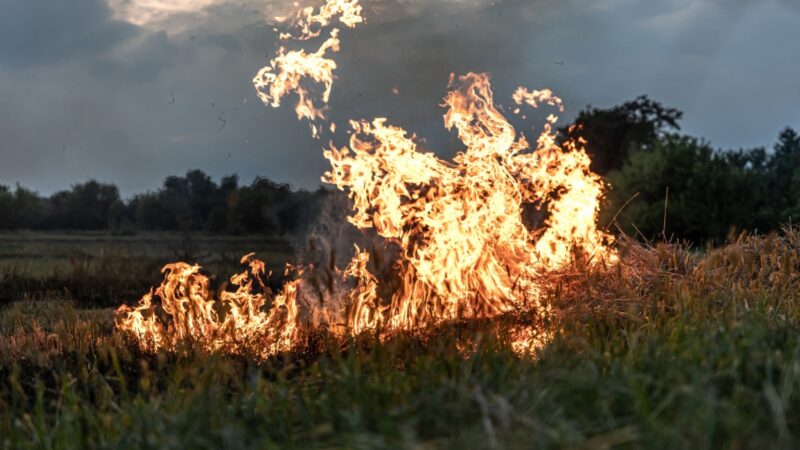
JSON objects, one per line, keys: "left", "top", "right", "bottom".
{"left": 0, "top": 0, "right": 798, "bottom": 195}
{"left": 0, "top": 0, "right": 138, "bottom": 67}
{"left": 91, "top": 31, "right": 188, "bottom": 83}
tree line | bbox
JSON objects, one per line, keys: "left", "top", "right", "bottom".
{"left": 1, "top": 97, "right": 798, "bottom": 244}
{"left": 566, "top": 96, "right": 800, "bottom": 244}
{"left": 0, "top": 172, "right": 330, "bottom": 235}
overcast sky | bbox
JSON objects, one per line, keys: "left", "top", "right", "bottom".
{"left": 1, "top": 0, "right": 798, "bottom": 196}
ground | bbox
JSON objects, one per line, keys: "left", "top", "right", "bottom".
{"left": 1, "top": 230, "right": 800, "bottom": 449}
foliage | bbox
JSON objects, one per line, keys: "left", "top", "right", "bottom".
{"left": 605, "top": 135, "right": 761, "bottom": 243}
{"left": 562, "top": 95, "right": 683, "bottom": 175}
{"left": 0, "top": 171, "right": 330, "bottom": 236}
{"left": 49, "top": 181, "right": 123, "bottom": 230}
{"left": 604, "top": 129, "right": 800, "bottom": 244}
{"left": 768, "top": 128, "right": 800, "bottom": 222}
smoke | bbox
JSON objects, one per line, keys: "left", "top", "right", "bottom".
{"left": 291, "top": 192, "right": 401, "bottom": 319}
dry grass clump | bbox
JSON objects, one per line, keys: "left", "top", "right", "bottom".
{"left": 0, "top": 301, "right": 114, "bottom": 364}
{"left": 694, "top": 227, "right": 800, "bottom": 310}
{"left": 543, "top": 226, "right": 800, "bottom": 327}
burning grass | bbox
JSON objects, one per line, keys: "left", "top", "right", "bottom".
{"left": 117, "top": 5, "right": 620, "bottom": 358}
{"left": 4, "top": 3, "right": 800, "bottom": 445}
{"left": 3, "top": 229, "right": 800, "bottom": 448}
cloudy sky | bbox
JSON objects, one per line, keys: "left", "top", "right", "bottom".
{"left": 1, "top": 0, "right": 798, "bottom": 196}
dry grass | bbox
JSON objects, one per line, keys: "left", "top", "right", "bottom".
{"left": 1, "top": 228, "right": 800, "bottom": 448}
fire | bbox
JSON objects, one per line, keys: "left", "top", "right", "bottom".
{"left": 253, "top": 0, "right": 364, "bottom": 137}
{"left": 116, "top": 0, "right": 616, "bottom": 358}
{"left": 252, "top": 29, "right": 341, "bottom": 137}
{"left": 277, "top": 0, "right": 363, "bottom": 40}
{"left": 115, "top": 254, "right": 299, "bottom": 358}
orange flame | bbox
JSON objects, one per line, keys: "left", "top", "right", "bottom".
{"left": 253, "top": 29, "right": 342, "bottom": 137}
{"left": 277, "top": 0, "right": 363, "bottom": 41}
{"left": 116, "top": 0, "right": 616, "bottom": 358}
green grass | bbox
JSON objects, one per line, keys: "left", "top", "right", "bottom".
{"left": 1, "top": 230, "right": 800, "bottom": 448}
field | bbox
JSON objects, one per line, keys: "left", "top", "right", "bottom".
{"left": 2, "top": 230, "right": 800, "bottom": 448}
{"left": 0, "top": 232, "right": 294, "bottom": 308}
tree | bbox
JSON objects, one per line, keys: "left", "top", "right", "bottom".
{"left": 133, "top": 192, "right": 178, "bottom": 230}
{"left": 0, "top": 185, "right": 14, "bottom": 229}
{"left": 209, "top": 175, "right": 238, "bottom": 232}
{"left": 13, "top": 185, "right": 49, "bottom": 229}
{"left": 232, "top": 178, "right": 293, "bottom": 234}
{"left": 606, "top": 135, "right": 765, "bottom": 244}
{"left": 767, "top": 127, "right": 800, "bottom": 223}
{"left": 563, "top": 96, "right": 683, "bottom": 175}
{"left": 49, "top": 180, "right": 121, "bottom": 230}
{"left": 185, "top": 169, "right": 219, "bottom": 228}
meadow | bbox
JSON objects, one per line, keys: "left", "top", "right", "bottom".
{"left": 2, "top": 229, "right": 800, "bottom": 449}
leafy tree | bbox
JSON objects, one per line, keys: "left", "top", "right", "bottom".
{"left": 767, "top": 128, "right": 800, "bottom": 222}
{"left": 606, "top": 135, "right": 765, "bottom": 244}
{"left": 185, "top": 169, "right": 219, "bottom": 228}
{"left": 157, "top": 176, "right": 193, "bottom": 230}
{"left": 132, "top": 192, "right": 177, "bottom": 231}
{"left": 232, "top": 178, "right": 293, "bottom": 234}
{"left": 209, "top": 175, "right": 238, "bottom": 232}
{"left": 124, "top": 171, "right": 319, "bottom": 235}
{"left": 49, "top": 180, "right": 121, "bottom": 230}
{"left": 564, "top": 96, "right": 683, "bottom": 175}
{"left": 0, "top": 185, "right": 14, "bottom": 229}
{"left": 12, "top": 185, "right": 49, "bottom": 229}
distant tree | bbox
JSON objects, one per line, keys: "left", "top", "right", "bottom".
{"left": 185, "top": 169, "right": 219, "bottom": 228}
{"left": 162, "top": 176, "right": 190, "bottom": 197}
{"left": 277, "top": 188, "right": 331, "bottom": 235}
{"left": 0, "top": 185, "right": 14, "bottom": 229}
{"left": 107, "top": 198, "right": 132, "bottom": 233}
{"left": 13, "top": 185, "right": 49, "bottom": 229}
{"left": 208, "top": 175, "right": 238, "bottom": 232}
{"left": 564, "top": 96, "right": 683, "bottom": 175}
{"left": 137, "top": 170, "right": 232, "bottom": 231}
{"left": 158, "top": 175, "right": 193, "bottom": 229}
{"left": 718, "top": 147, "right": 775, "bottom": 232}
{"left": 233, "top": 178, "right": 292, "bottom": 234}
{"left": 133, "top": 192, "right": 179, "bottom": 230}
{"left": 767, "top": 127, "right": 800, "bottom": 222}
{"left": 0, "top": 170, "right": 325, "bottom": 235}
{"left": 49, "top": 180, "right": 121, "bottom": 230}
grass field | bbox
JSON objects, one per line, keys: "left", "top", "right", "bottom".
{"left": 2, "top": 230, "right": 800, "bottom": 448}
{"left": 0, "top": 231, "right": 293, "bottom": 308}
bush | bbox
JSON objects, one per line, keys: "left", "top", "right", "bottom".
{"left": 605, "top": 135, "right": 768, "bottom": 244}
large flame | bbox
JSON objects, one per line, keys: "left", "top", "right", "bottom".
{"left": 116, "top": 0, "right": 615, "bottom": 358}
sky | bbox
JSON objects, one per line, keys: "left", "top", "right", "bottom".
{"left": 0, "top": 0, "right": 798, "bottom": 196}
